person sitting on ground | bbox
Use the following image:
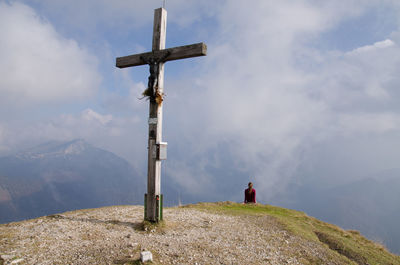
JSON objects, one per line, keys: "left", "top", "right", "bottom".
{"left": 244, "top": 182, "right": 256, "bottom": 203}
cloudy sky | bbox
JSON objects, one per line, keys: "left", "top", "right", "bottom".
{"left": 1, "top": 0, "right": 400, "bottom": 203}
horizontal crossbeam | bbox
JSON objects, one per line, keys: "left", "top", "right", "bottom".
{"left": 116, "top": 42, "right": 207, "bottom": 68}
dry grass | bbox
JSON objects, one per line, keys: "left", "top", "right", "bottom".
{"left": 189, "top": 202, "right": 400, "bottom": 265}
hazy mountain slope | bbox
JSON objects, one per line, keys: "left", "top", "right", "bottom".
{"left": 0, "top": 202, "right": 398, "bottom": 264}
{"left": 0, "top": 139, "right": 145, "bottom": 223}
{"left": 273, "top": 171, "right": 400, "bottom": 255}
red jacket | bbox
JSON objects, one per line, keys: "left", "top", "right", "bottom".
{"left": 244, "top": 188, "right": 256, "bottom": 203}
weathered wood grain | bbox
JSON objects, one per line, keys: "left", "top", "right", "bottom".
{"left": 146, "top": 7, "right": 166, "bottom": 222}
{"left": 116, "top": 43, "right": 207, "bottom": 68}
{"left": 152, "top": 8, "right": 166, "bottom": 52}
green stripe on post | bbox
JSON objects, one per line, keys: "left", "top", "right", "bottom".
{"left": 160, "top": 194, "right": 163, "bottom": 221}
{"left": 144, "top": 193, "right": 147, "bottom": 220}
{"left": 155, "top": 195, "right": 160, "bottom": 222}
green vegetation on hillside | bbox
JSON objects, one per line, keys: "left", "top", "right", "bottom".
{"left": 186, "top": 202, "right": 400, "bottom": 265}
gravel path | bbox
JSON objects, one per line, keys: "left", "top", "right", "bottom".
{"left": 0, "top": 205, "right": 344, "bottom": 264}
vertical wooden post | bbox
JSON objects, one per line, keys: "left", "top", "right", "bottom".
{"left": 116, "top": 7, "right": 206, "bottom": 222}
{"left": 146, "top": 8, "right": 167, "bottom": 222}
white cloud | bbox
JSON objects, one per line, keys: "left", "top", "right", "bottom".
{"left": 338, "top": 112, "right": 400, "bottom": 135}
{"left": 350, "top": 39, "right": 395, "bottom": 54}
{"left": 103, "top": 71, "right": 147, "bottom": 114}
{"left": 82, "top": 109, "right": 112, "bottom": 125}
{"left": 2, "top": 0, "right": 400, "bottom": 203}
{"left": 314, "top": 38, "right": 400, "bottom": 103}
{"left": 158, "top": 0, "right": 334, "bottom": 199}
{"left": 0, "top": 2, "right": 101, "bottom": 106}
{"left": 158, "top": 0, "right": 400, "bottom": 200}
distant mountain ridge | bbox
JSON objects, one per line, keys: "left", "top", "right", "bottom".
{"left": 0, "top": 139, "right": 145, "bottom": 223}
{"left": 15, "top": 139, "right": 90, "bottom": 159}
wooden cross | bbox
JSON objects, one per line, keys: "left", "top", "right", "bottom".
{"left": 116, "top": 7, "right": 207, "bottom": 222}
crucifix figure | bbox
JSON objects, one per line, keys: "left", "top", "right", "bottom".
{"left": 140, "top": 51, "right": 170, "bottom": 102}
{"left": 116, "top": 7, "right": 207, "bottom": 222}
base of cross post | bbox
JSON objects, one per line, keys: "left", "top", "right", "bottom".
{"left": 144, "top": 193, "right": 163, "bottom": 222}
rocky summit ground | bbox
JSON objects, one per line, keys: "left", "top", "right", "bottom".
{"left": 0, "top": 202, "right": 399, "bottom": 265}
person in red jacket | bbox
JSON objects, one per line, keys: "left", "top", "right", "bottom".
{"left": 244, "top": 182, "right": 256, "bottom": 203}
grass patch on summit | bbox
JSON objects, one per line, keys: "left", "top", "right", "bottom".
{"left": 185, "top": 201, "right": 400, "bottom": 265}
